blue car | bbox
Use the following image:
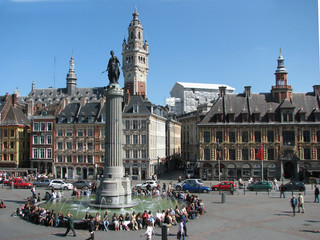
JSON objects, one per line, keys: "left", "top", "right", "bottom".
{"left": 182, "top": 183, "right": 211, "bottom": 193}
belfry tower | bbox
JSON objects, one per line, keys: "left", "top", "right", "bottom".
{"left": 271, "top": 49, "right": 292, "bottom": 103}
{"left": 122, "top": 8, "right": 149, "bottom": 99}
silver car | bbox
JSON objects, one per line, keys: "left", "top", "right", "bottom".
{"left": 33, "top": 178, "right": 51, "bottom": 187}
{"left": 49, "top": 179, "right": 73, "bottom": 190}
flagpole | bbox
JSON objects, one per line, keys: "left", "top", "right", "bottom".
{"left": 218, "top": 139, "right": 221, "bottom": 183}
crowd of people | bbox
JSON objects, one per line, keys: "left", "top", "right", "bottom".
{"left": 11, "top": 181, "right": 205, "bottom": 240}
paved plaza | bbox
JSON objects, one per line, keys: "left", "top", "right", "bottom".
{"left": 0, "top": 179, "right": 320, "bottom": 240}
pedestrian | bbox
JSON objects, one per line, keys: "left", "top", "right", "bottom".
{"left": 64, "top": 211, "right": 76, "bottom": 237}
{"left": 314, "top": 185, "right": 319, "bottom": 203}
{"left": 86, "top": 215, "right": 95, "bottom": 240}
{"left": 177, "top": 218, "right": 185, "bottom": 240}
{"left": 290, "top": 195, "right": 298, "bottom": 217}
{"left": 103, "top": 210, "right": 110, "bottom": 232}
{"left": 297, "top": 193, "right": 305, "bottom": 213}
{"left": 142, "top": 222, "right": 154, "bottom": 240}
{"left": 181, "top": 213, "right": 188, "bottom": 237}
{"left": 279, "top": 184, "right": 285, "bottom": 198}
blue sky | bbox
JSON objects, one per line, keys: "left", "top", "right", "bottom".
{"left": 0, "top": 0, "right": 318, "bottom": 106}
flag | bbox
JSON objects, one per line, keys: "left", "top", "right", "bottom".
{"left": 256, "top": 142, "right": 263, "bottom": 161}
{"left": 217, "top": 141, "right": 221, "bottom": 160}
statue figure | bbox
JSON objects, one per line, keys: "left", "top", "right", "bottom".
{"left": 106, "top": 50, "right": 121, "bottom": 84}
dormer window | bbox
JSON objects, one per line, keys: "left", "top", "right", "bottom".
{"left": 133, "top": 105, "right": 139, "bottom": 113}
{"left": 242, "top": 113, "right": 248, "bottom": 122}
{"left": 315, "top": 113, "right": 320, "bottom": 122}
{"left": 227, "top": 113, "right": 235, "bottom": 122}
{"left": 58, "top": 117, "right": 63, "bottom": 124}
{"left": 88, "top": 116, "right": 94, "bottom": 123}
{"left": 268, "top": 113, "right": 275, "bottom": 122}
{"left": 67, "top": 116, "right": 73, "bottom": 123}
{"left": 216, "top": 113, "right": 223, "bottom": 122}
{"left": 253, "top": 113, "right": 260, "bottom": 122}
{"left": 78, "top": 116, "right": 83, "bottom": 123}
{"left": 101, "top": 114, "right": 106, "bottom": 123}
{"left": 282, "top": 111, "right": 293, "bottom": 122}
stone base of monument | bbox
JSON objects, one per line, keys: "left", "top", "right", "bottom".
{"left": 91, "top": 177, "right": 138, "bottom": 209}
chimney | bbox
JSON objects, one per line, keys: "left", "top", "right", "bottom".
{"left": 244, "top": 86, "right": 251, "bottom": 98}
{"left": 4, "top": 92, "right": 9, "bottom": 101}
{"left": 12, "top": 94, "right": 17, "bottom": 106}
{"left": 125, "top": 89, "right": 130, "bottom": 104}
{"left": 219, "top": 86, "right": 227, "bottom": 98}
{"left": 80, "top": 97, "right": 86, "bottom": 106}
{"left": 25, "top": 100, "right": 34, "bottom": 117}
{"left": 313, "top": 85, "right": 320, "bottom": 96}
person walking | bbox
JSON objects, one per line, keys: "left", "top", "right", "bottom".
{"left": 279, "top": 184, "right": 285, "bottom": 198}
{"left": 86, "top": 215, "right": 95, "bottom": 240}
{"left": 64, "top": 211, "right": 76, "bottom": 237}
{"left": 177, "top": 218, "right": 186, "bottom": 240}
{"left": 103, "top": 210, "right": 110, "bottom": 232}
{"left": 142, "top": 222, "right": 154, "bottom": 240}
{"left": 297, "top": 193, "right": 305, "bottom": 213}
{"left": 314, "top": 185, "right": 319, "bottom": 203}
{"left": 290, "top": 195, "right": 298, "bottom": 217}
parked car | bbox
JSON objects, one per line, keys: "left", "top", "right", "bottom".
{"left": 73, "top": 180, "right": 91, "bottom": 189}
{"left": 182, "top": 183, "right": 210, "bottom": 193}
{"left": 49, "top": 179, "right": 73, "bottom": 190}
{"left": 175, "top": 179, "right": 203, "bottom": 191}
{"left": 4, "top": 178, "right": 22, "bottom": 186}
{"left": 247, "top": 181, "right": 272, "bottom": 191}
{"left": 135, "top": 180, "right": 159, "bottom": 190}
{"left": 14, "top": 180, "right": 33, "bottom": 189}
{"left": 282, "top": 181, "right": 306, "bottom": 191}
{"left": 33, "top": 178, "right": 51, "bottom": 187}
{"left": 212, "top": 181, "right": 236, "bottom": 191}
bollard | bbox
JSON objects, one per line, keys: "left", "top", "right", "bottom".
{"left": 11, "top": 182, "right": 14, "bottom": 190}
{"left": 243, "top": 183, "right": 246, "bottom": 195}
{"left": 161, "top": 223, "right": 168, "bottom": 240}
{"left": 221, "top": 192, "right": 226, "bottom": 203}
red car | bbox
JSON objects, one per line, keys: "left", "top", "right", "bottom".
{"left": 3, "top": 178, "right": 22, "bottom": 186}
{"left": 4, "top": 178, "right": 33, "bottom": 189}
{"left": 212, "top": 181, "right": 236, "bottom": 191}
{"left": 14, "top": 180, "right": 33, "bottom": 189}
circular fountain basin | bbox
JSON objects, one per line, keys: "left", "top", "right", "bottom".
{"left": 38, "top": 195, "right": 182, "bottom": 218}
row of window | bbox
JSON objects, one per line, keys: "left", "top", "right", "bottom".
{"left": 57, "top": 142, "right": 95, "bottom": 150}
{"left": 2, "top": 129, "right": 16, "bottom": 137}
{"left": 203, "top": 147, "right": 320, "bottom": 161}
{"left": 125, "top": 149, "right": 147, "bottom": 159}
{"left": 57, "top": 115, "right": 106, "bottom": 124}
{"left": 56, "top": 155, "right": 94, "bottom": 163}
{"left": 33, "top": 122, "right": 53, "bottom": 132}
{"left": 125, "top": 135, "right": 147, "bottom": 144}
{"left": 32, "top": 148, "right": 52, "bottom": 159}
{"left": 202, "top": 130, "right": 318, "bottom": 144}
{"left": 56, "top": 128, "right": 102, "bottom": 137}
{"left": 33, "top": 135, "right": 52, "bottom": 145}
{"left": 125, "top": 120, "right": 147, "bottom": 130}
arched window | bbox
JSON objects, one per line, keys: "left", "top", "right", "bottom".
{"left": 138, "top": 32, "right": 141, "bottom": 39}
{"left": 130, "top": 32, "right": 133, "bottom": 39}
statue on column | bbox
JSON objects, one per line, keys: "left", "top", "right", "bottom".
{"left": 106, "top": 50, "right": 121, "bottom": 84}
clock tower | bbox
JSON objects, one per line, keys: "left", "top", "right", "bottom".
{"left": 122, "top": 8, "right": 149, "bottom": 99}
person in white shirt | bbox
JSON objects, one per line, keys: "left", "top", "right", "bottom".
{"left": 178, "top": 218, "right": 185, "bottom": 240}
{"left": 143, "top": 222, "right": 154, "bottom": 240}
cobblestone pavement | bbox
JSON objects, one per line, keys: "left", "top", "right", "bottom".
{"left": 0, "top": 177, "right": 320, "bottom": 240}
